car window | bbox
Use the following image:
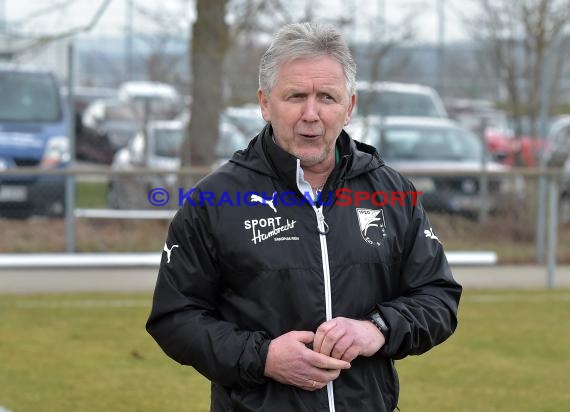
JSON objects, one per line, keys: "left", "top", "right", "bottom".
{"left": 370, "top": 126, "right": 482, "bottom": 161}
{"left": 106, "top": 103, "right": 138, "bottom": 121}
{"left": 358, "top": 90, "right": 444, "bottom": 118}
{"left": 154, "top": 128, "right": 185, "bottom": 158}
{"left": 216, "top": 122, "right": 247, "bottom": 159}
{"left": 0, "top": 71, "right": 62, "bottom": 122}
{"left": 222, "top": 111, "right": 266, "bottom": 138}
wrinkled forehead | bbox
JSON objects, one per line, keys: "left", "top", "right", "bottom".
{"left": 275, "top": 55, "right": 351, "bottom": 94}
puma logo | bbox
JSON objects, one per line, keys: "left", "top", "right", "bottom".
{"left": 424, "top": 228, "right": 439, "bottom": 241}
{"left": 250, "top": 192, "right": 277, "bottom": 213}
{"left": 163, "top": 243, "right": 179, "bottom": 263}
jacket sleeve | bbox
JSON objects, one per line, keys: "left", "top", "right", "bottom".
{"left": 146, "top": 203, "right": 271, "bottom": 389}
{"left": 377, "top": 188, "right": 462, "bottom": 360}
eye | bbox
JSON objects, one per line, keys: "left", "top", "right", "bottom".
{"left": 319, "top": 93, "right": 336, "bottom": 102}
{"left": 287, "top": 93, "right": 305, "bottom": 101}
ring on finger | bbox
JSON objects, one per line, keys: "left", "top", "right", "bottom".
{"left": 311, "top": 380, "right": 317, "bottom": 388}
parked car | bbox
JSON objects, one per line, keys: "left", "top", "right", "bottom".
{"left": 62, "top": 86, "right": 118, "bottom": 164}
{"left": 346, "top": 116, "right": 524, "bottom": 217}
{"left": 355, "top": 81, "right": 448, "bottom": 118}
{"left": 0, "top": 65, "right": 70, "bottom": 217}
{"left": 445, "top": 98, "right": 516, "bottom": 164}
{"left": 108, "top": 118, "right": 248, "bottom": 209}
{"left": 78, "top": 81, "right": 186, "bottom": 165}
{"left": 108, "top": 120, "right": 183, "bottom": 209}
{"left": 81, "top": 98, "right": 140, "bottom": 157}
{"left": 543, "top": 116, "right": 570, "bottom": 222}
{"left": 222, "top": 105, "right": 267, "bottom": 140}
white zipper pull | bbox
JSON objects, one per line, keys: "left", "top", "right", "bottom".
{"left": 316, "top": 206, "right": 329, "bottom": 235}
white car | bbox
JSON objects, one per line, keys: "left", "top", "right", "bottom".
{"left": 108, "top": 119, "right": 249, "bottom": 209}
{"left": 355, "top": 81, "right": 448, "bottom": 119}
{"left": 108, "top": 120, "right": 184, "bottom": 209}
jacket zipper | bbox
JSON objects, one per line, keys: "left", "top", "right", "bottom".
{"left": 314, "top": 204, "right": 336, "bottom": 412}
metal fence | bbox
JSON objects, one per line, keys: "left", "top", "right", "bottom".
{"left": 1, "top": 166, "right": 568, "bottom": 281}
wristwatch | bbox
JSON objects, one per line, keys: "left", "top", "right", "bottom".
{"left": 368, "top": 310, "right": 390, "bottom": 337}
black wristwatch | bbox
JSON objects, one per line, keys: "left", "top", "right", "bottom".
{"left": 368, "top": 310, "right": 390, "bottom": 336}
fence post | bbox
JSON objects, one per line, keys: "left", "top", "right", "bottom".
{"left": 65, "top": 42, "right": 76, "bottom": 253}
{"left": 546, "top": 175, "right": 559, "bottom": 289}
{"left": 478, "top": 119, "right": 489, "bottom": 222}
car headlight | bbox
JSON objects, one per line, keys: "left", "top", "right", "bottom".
{"left": 41, "top": 136, "right": 71, "bottom": 167}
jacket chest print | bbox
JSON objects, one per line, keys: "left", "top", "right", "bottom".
{"left": 243, "top": 216, "right": 298, "bottom": 244}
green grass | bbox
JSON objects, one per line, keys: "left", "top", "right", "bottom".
{"left": 1, "top": 290, "right": 568, "bottom": 412}
{"left": 76, "top": 181, "right": 108, "bottom": 208}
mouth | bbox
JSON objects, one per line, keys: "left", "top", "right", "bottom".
{"left": 298, "top": 132, "right": 321, "bottom": 139}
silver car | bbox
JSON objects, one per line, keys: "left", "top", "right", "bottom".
{"left": 108, "top": 119, "right": 249, "bottom": 209}
{"left": 347, "top": 116, "right": 524, "bottom": 217}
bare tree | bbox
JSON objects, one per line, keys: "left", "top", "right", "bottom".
{"left": 465, "top": 0, "right": 570, "bottom": 139}
{"left": 131, "top": 1, "right": 191, "bottom": 88}
{"left": 0, "top": 0, "right": 113, "bottom": 58}
{"left": 181, "top": 0, "right": 229, "bottom": 169}
{"left": 182, "top": 0, "right": 325, "bottom": 169}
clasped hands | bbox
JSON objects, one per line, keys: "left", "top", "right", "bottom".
{"left": 264, "top": 317, "right": 386, "bottom": 391}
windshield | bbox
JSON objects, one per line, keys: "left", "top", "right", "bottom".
{"left": 222, "top": 111, "right": 266, "bottom": 138}
{"left": 154, "top": 128, "right": 185, "bottom": 158}
{"left": 358, "top": 90, "right": 444, "bottom": 118}
{"left": 0, "top": 71, "right": 62, "bottom": 122}
{"left": 368, "top": 125, "right": 483, "bottom": 161}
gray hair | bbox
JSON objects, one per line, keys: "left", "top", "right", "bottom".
{"left": 259, "top": 22, "right": 357, "bottom": 97}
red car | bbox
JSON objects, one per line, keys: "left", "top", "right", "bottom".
{"left": 485, "top": 129, "right": 545, "bottom": 167}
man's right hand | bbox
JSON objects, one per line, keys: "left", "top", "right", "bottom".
{"left": 263, "top": 331, "right": 351, "bottom": 391}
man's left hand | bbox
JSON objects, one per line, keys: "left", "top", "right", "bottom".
{"left": 313, "top": 317, "right": 385, "bottom": 362}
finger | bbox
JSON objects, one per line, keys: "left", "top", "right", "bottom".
{"left": 319, "top": 328, "right": 346, "bottom": 358}
{"left": 341, "top": 346, "right": 360, "bottom": 363}
{"left": 310, "top": 352, "right": 351, "bottom": 370}
{"left": 292, "top": 330, "right": 315, "bottom": 345}
{"left": 304, "top": 379, "right": 326, "bottom": 392}
{"left": 331, "top": 335, "right": 354, "bottom": 360}
{"left": 313, "top": 320, "right": 336, "bottom": 353}
{"left": 313, "top": 367, "right": 342, "bottom": 384}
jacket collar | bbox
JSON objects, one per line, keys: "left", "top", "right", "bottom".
{"left": 230, "top": 123, "right": 383, "bottom": 192}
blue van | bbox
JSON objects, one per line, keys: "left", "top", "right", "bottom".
{"left": 0, "top": 65, "right": 70, "bottom": 217}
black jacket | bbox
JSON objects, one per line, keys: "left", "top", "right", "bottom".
{"left": 146, "top": 125, "right": 462, "bottom": 412}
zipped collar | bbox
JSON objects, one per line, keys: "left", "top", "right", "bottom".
{"left": 230, "top": 123, "right": 384, "bottom": 194}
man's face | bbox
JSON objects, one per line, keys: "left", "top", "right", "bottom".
{"left": 258, "top": 56, "right": 356, "bottom": 167}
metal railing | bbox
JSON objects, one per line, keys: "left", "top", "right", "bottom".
{"left": 1, "top": 166, "right": 566, "bottom": 286}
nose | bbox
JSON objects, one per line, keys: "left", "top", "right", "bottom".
{"left": 301, "top": 97, "right": 319, "bottom": 122}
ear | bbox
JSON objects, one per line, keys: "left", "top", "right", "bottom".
{"left": 344, "top": 93, "right": 357, "bottom": 126}
{"left": 258, "top": 89, "right": 271, "bottom": 122}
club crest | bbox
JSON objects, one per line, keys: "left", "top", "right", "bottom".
{"left": 356, "top": 208, "right": 387, "bottom": 247}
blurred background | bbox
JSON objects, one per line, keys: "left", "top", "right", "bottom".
{"left": 1, "top": 0, "right": 569, "bottom": 267}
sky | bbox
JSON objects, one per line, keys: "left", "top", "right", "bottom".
{"left": 2, "top": 0, "right": 476, "bottom": 45}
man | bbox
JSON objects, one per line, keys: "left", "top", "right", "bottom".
{"left": 146, "top": 22, "right": 462, "bottom": 412}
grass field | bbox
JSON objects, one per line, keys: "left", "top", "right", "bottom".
{"left": 1, "top": 290, "right": 569, "bottom": 411}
